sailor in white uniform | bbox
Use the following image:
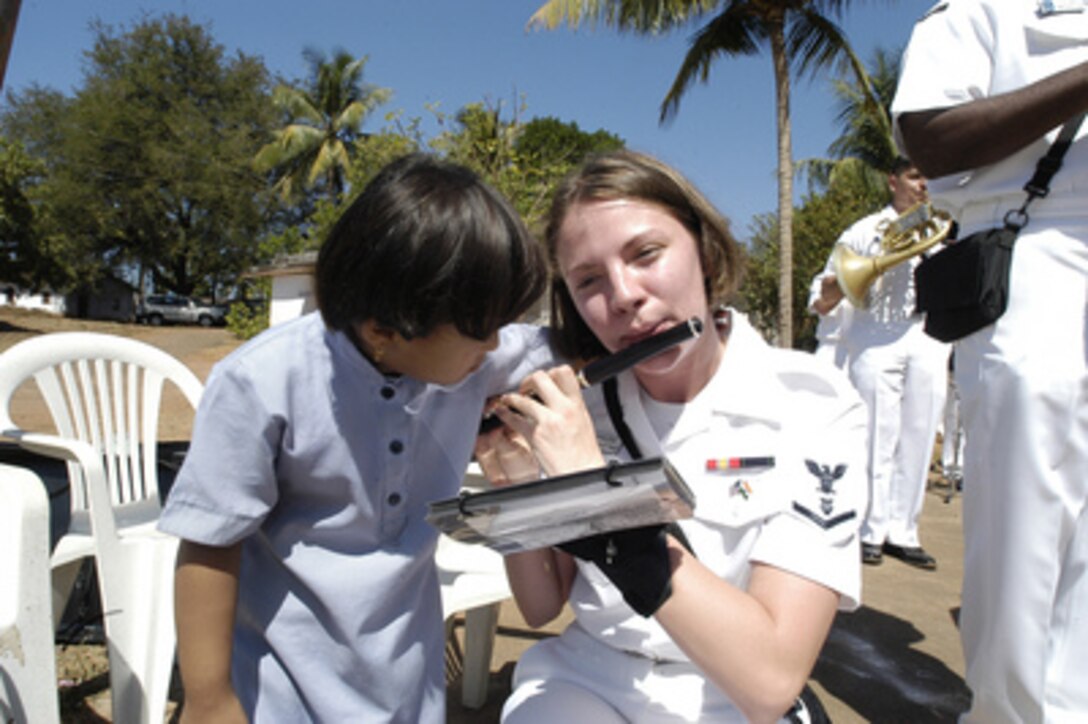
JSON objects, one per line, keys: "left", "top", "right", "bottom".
{"left": 893, "top": 1, "right": 1088, "bottom": 720}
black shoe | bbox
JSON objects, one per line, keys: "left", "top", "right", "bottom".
{"left": 883, "top": 543, "right": 937, "bottom": 570}
{"left": 861, "top": 542, "right": 883, "bottom": 565}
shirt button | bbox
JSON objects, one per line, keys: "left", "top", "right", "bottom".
{"left": 380, "top": 385, "right": 395, "bottom": 400}
{"left": 389, "top": 440, "right": 404, "bottom": 454}
{"left": 387, "top": 492, "right": 402, "bottom": 506}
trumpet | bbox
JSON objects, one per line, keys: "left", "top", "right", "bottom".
{"left": 832, "top": 202, "right": 955, "bottom": 308}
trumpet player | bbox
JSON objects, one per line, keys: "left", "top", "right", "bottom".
{"left": 810, "top": 157, "right": 950, "bottom": 570}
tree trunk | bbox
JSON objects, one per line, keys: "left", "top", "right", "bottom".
{"left": 0, "top": 0, "right": 21, "bottom": 91}
{"left": 771, "top": 23, "right": 794, "bottom": 348}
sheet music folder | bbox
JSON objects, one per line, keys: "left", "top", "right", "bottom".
{"left": 426, "top": 457, "right": 695, "bottom": 554}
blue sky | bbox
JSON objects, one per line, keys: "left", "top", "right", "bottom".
{"left": 3, "top": 0, "right": 932, "bottom": 240}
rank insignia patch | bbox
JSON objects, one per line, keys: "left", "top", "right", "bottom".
{"left": 793, "top": 459, "right": 855, "bottom": 530}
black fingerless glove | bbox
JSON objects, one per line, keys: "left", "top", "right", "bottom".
{"left": 559, "top": 524, "right": 676, "bottom": 617}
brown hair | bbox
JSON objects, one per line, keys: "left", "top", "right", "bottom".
{"left": 543, "top": 149, "right": 743, "bottom": 359}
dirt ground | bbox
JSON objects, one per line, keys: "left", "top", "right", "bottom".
{"left": 2, "top": 306, "right": 971, "bottom": 722}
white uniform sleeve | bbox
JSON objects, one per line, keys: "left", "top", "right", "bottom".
{"left": 749, "top": 366, "right": 868, "bottom": 610}
{"left": 892, "top": 1, "right": 996, "bottom": 142}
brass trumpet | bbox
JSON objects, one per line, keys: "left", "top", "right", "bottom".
{"left": 832, "top": 202, "right": 955, "bottom": 308}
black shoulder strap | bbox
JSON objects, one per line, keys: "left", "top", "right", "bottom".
{"left": 603, "top": 377, "right": 643, "bottom": 460}
{"left": 1024, "top": 112, "right": 1086, "bottom": 199}
{"left": 1005, "top": 112, "right": 1086, "bottom": 231}
{"left": 603, "top": 377, "right": 696, "bottom": 555}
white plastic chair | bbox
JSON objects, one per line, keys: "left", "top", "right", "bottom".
{"left": 437, "top": 463, "right": 513, "bottom": 709}
{"left": 0, "top": 331, "right": 204, "bottom": 724}
{"left": 0, "top": 463, "right": 61, "bottom": 724}
{"left": 437, "top": 536, "right": 511, "bottom": 710}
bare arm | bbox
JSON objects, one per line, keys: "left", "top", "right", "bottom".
{"left": 476, "top": 365, "right": 607, "bottom": 626}
{"left": 656, "top": 548, "right": 839, "bottom": 723}
{"left": 899, "top": 60, "right": 1088, "bottom": 179}
{"left": 174, "top": 539, "right": 247, "bottom": 724}
{"left": 502, "top": 547, "right": 577, "bottom": 627}
{"left": 474, "top": 426, "right": 578, "bottom": 626}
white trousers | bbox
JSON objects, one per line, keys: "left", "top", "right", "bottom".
{"left": 849, "top": 321, "right": 949, "bottom": 547}
{"left": 502, "top": 624, "right": 755, "bottom": 723}
{"left": 954, "top": 204, "right": 1088, "bottom": 724}
{"left": 941, "top": 371, "right": 965, "bottom": 478}
{"left": 814, "top": 341, "right": 849, "bottom": 370}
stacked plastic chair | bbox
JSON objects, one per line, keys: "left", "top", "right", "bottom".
{"left": 0, "top": 332, "right": 204, "bottom": 723}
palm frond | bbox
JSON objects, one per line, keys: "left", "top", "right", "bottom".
{"left": 660, "top": 3, "right": 763, "bottom": 122}
{"left": 272, "top": 86, "right": 323, "bottom": 126}
{"left": 529, "top": 0, "right": 720, "bottom": 33}
{"left": 787, "top": 9, "right": 849, "bottom": 80}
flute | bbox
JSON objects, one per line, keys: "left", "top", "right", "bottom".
{"left": 479, "top": 317, "right": 703, "bottom": 433}
{"left": 575, "top": 316, "right": 703, "bottom": 388}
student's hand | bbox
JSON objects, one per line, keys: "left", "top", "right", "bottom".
{"left": 490, "top": 365, "right": 605, "bottom": 477}
{"left": 559, "top": 525, "right": 676, "bottom": 617}
{"left": 474, "top": 425, "right": 540, "bottom": 487}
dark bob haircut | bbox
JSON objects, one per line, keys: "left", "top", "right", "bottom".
{"left": 543, "top": 150, "right": 744, "bottom": 361}
{"left": 315, "top": 153, "right": 546, "bottom": 340}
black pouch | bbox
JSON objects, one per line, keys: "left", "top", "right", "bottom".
{"left": 914, "top": 226, "right": 1017, "bottom": 343}
{"left": 913, "top": 112, "right": 1086, "bottom": 343}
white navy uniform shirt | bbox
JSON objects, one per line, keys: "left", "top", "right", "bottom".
{"left": 891, "top": 0, "right": 1088, "bottom": 224}
{"left": 569, "top": 311, "right": 868, "bottom": 662}
{"left": 812, "top": 205, "right": 934, "bottom": 354}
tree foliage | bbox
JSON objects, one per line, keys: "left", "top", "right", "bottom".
{"left": 800, "top": 45, "right": 900, "bottom": 196}
{"left": 254, "top": 49, "right": 390, "bottom": 202}
{"left": 2, "top": 14, "right": 278, "bottom": 299}
{"left": 0, "top": 10, "right": 625, "bottom": 319}
{"left": 0, "top": 138, "right": 46, "bottom": 285}
{"left": 431, "top": 100, "right": 624, "bottom": 232}
{"left": 742, "top": 163, "right": 886, "bottom": 347}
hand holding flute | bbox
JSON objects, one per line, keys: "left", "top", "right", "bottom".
{"left": 479, "top": 317, "right": 703, "bottom": 432}
{"left": 478, "top": 318, "right": 704, "bottom": 477}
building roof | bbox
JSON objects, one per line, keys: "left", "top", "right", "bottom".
{"left": 246, "top": 251, "right": 318, "bottom": 279}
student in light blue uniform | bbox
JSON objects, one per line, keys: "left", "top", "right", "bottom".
{"left": 158, "top": 154, "right": 553, "bottom": 723}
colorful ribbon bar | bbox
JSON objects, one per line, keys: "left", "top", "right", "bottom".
{"left": 706, "top": 457, "right": 776, "bottom": 471}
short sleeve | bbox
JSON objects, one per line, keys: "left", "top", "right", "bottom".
{"left": 158, "top": 363, "right": 282, "bottom": 545}
{"left": 749, "top": 370, "right": 868, "bottom": 610}
{"left": 892, "top": 1, "right": 996, "bottom": 139}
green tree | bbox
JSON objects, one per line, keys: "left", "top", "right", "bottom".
{"left": 1, "top": 87, "right": 103, "bottom": 288}
{"left": 254, "top": 49, "right": 391, "bottom": 202}
{"left": 742, "top": 161, "right": 885, "bottom": 346}
{"left": 514, "top": 115, "right": 624, "bottom": 230}
{"left": 801, "top": 46, "right": 900, "bottom": 195}
{"left": 515, "top": 115, "right": 624, "bottom": 168}
{"left": 431, "top": 100, "right": 624, "bottom": 232}
{"left": 2, "top": 15, "right": 277, "bottom": 299}
{"left": 532, "top": 0, "right": 884, "bottom": 347}
{"left": 0, "top": 138, "right": 46, "bottom": 285}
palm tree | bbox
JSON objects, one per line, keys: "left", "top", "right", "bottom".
{"left": 0, "top": 0, "right": 21, "bottom": 91}
{"left": 802, "top": 46, "right": 900, "bottom": 197}
{"left": 255, "top": 49, "right": 391, "bottom": 201}
{"left": 531, "top": 0, "right": 886, "bottom": 347}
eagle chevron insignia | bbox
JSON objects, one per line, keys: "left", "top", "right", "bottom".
{"left": 792, "top": 503, "right": 857, "bottom": 530}
{"left": 797, "top": 459, "right": 853, "bottom": 529}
